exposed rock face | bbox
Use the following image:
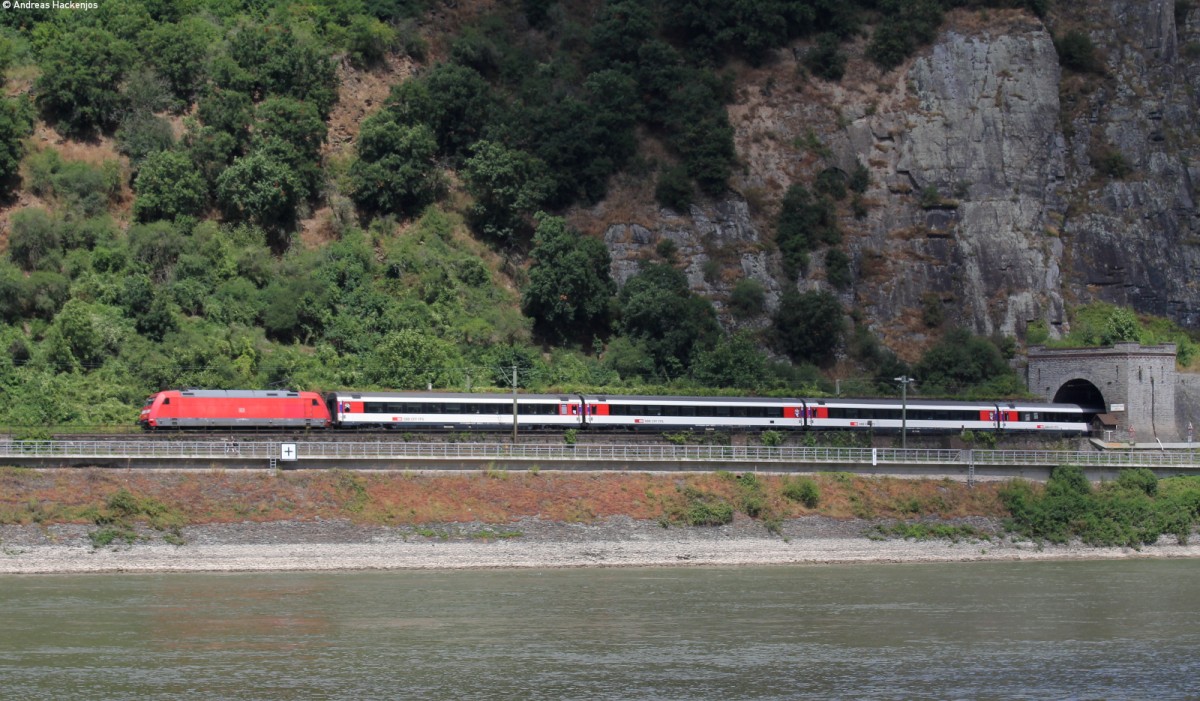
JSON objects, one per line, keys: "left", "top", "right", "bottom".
{"left": 843, "top": 20, "right": 1068, "bottom": 341}
{"left": 595, "top": 0, "right": 1200, "bottom": 351}
{"left": 1060, "top": 0, "right": 1200, "bottom": 327}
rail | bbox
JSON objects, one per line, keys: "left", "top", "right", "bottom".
{"left": 2, "top": 440, "right": 1200, "bottom": 470}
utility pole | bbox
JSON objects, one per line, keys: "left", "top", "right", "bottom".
{"left": 512, "top": 364, "right": 518, "bottom": 443}
{"left": 894, "top": 375, "right": 915, "bottom": 449}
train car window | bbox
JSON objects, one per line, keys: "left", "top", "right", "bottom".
{"left": 715, "top": 406, "right": 730, "bottom": 417}
{"left": 680, "top": 406, "right": 696, "bottom": 417}
{"left": 444, "top": 404, "right": 462, "bottom": 413}
{"left": 696, "top": 406, "right": 713, "bottom": 417}
{"left": 663, "top": 406, "right": 679, "bottom": 417}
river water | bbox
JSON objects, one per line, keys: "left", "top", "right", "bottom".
{"left": 2, "top": 560, "right": 1198, "bottom": 700}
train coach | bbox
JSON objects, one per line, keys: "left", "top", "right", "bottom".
{"left": 328, "top": 391, "right": 584, "bottom": 430}
{"left": 802, "top": 399, "right": 1091, "bottom": 433}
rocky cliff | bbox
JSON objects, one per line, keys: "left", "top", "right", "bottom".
{"left": 581, "top": 1, "right": 1200, "bottom": 359}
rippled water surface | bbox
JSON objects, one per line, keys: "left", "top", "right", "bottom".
{"left": 2, "top": 560, "right": 1199, "bottom": 699}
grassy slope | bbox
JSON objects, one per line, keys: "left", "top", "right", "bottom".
{"left": 0, "top": 468, "right": 1007, "bottom": 528}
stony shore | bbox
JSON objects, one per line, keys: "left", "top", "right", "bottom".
{"left": 3, "top": 516, "right": 1198, "bottom": 574}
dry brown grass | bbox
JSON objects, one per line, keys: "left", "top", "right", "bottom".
{"left": 0, "top": 468, "right": 1010, "bottom": 527}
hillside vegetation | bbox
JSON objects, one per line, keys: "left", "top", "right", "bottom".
{"left": 0, "top": 0, "right": 1188, "bottom": 429}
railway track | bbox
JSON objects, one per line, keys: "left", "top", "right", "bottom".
{"left": 40, "top": 430, "right": 738, "bottom": 446}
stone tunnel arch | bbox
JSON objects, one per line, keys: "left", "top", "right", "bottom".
{"left": 1026, "top": 343, "right": 1178, "bottom": 440}
{"left": 1052, "top": 378, "right": 1106, "bottom": 409}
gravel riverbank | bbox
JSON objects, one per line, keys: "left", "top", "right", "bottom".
{"left": 3, "top": 516, "right": 1199, "bottom": 574}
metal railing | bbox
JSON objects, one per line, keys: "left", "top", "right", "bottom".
{"left": 2, "top": 440, "right": 1200, "bottom": 470}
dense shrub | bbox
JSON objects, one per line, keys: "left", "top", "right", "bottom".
{"left": 915, "top": 328, "right": 1022, "bottom": 395}
{"left": 805, "top": 33, "right": 847, "bottom": 80}
{"left": 1055, "top": 30, "right": 1103, "bottom": 74}
{"left": 776, "top": 184, "right": 839, "bottom": 279}
{"left": 134, "top": 151, "right": 208, "bottom": 222}
{"left": 825, "top": 249, "right": 852, "bottom": 290}
{"left": 783, "top": 477, "right": 821, "bottom": 508}
{"left": 729, "top": 278, "right": 766, "bottom": 318}
{"left": 25, "top": 150, "right": 121, "bottom": 217}
{"left": 8, "top": 208, "right": 61, "bottom": 272}
{"left": 1001, "top": 466, "right": 1198, "bottom": 547}
{"left": 655, "top": 165, "right": 693, "bottom": 212}
{"left": 693, "top": 332, "right": 768, "bottom": 389}
{"left": 773, "top": 289, "right": 844, "bottom": 365}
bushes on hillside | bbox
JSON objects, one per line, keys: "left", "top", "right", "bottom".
{"left": 1002, "top": 467, "right": 1200, "bottom": 547}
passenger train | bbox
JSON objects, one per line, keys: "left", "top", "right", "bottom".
{"left": 139, "top": 389, "right": 1094, "bottom": 435}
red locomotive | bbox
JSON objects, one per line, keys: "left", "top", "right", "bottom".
{"left": 139, "top": 389, "right": 331, "bottom": 429}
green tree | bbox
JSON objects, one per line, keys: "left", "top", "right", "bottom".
{"left": 0, "top": 261, "right": 27, "bottom": 322}
{"left": 183, "top": 123, "right": 240, "bottom": 188}
{"left": 805, "top": 33, "right": 846, "bottom": 81}
{"left": 366, "top": 328, "right": 459, "bottom": 389}
{"left": 914, "top": 328, "right": 1019, "bottom": 395}
{"left": 866, "top": 0, "right": 945, "bottom": 70}
{"left": 254, "top": 97, "right": 327, "bottom": 162}
{"left": 349, "top": 116, "right": 442, "bottom": 217}
{"left": 133, "top": 150, "right": 208, "bottom": 222}
{"left": 693, "top": 332, "right": 767, "bottom": 389}
{"left": 413, "top": 63, "right": 494, "bottom": 160}
{"left": 35, "top": 28, "right": 134, "bottom": 136}
{"left": 216, "top": 150, "right": 306, "bottom": 230}
{"left": 347, "top": 15, "right": 397, "bottom": 67}
{"left": 618, "top": 263, "right": 720, "bottom": 377}
{"left": 261, "top": 277, "right": 332, "bottom": 343}
{"left": 522, "top": 214, "right": 616, "bottom": 342}
{"left": 773, "top": 289, "right": 844, "bottom": 365}
{"left": 48, "top": 299, "right": 126, "bottom": 371}
{"left": 115, "top": 112, "right": 175, "bottom": 166}
{"left": 143, "top": 18, "right": 217, "bottom": 99}
{"left": 197, "top": 87, "right": 253, "bottom": 142}
{"left": 227, "top": 24, "right": 338, "bottom": 117}
{"left": 20, "top": 271, "right": 70, "bottom": 320}
{"left": 462, "top": 140, "right": 552, "bottom": 245}
{"left": 0, "top": 97, "right": 32, "bottom": 188}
